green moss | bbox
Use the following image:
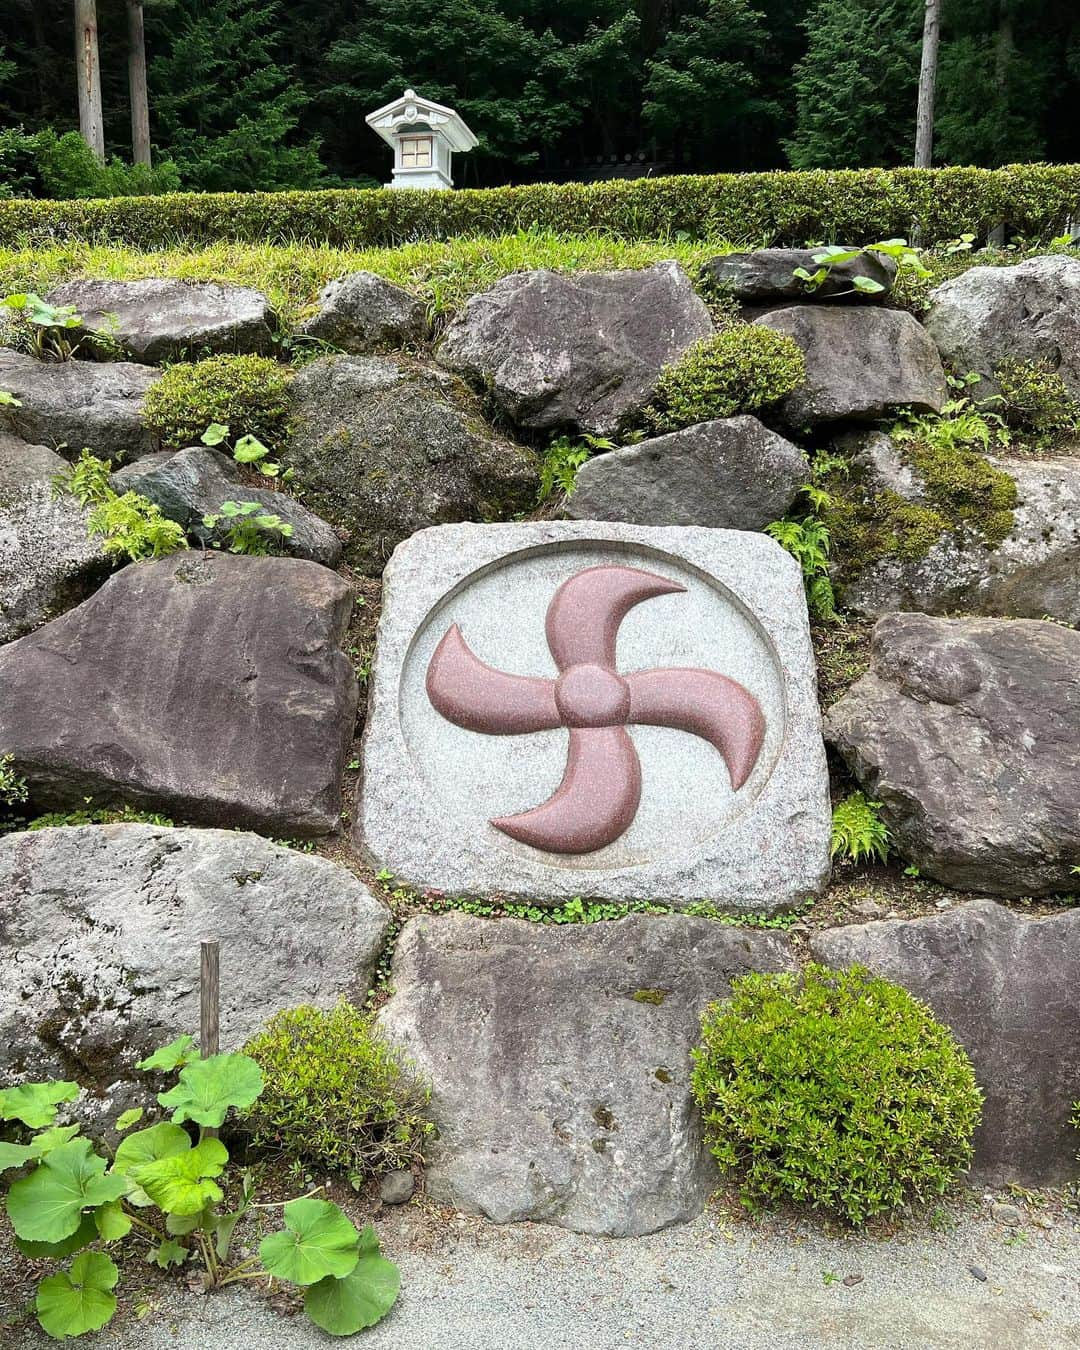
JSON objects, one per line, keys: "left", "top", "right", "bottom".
{"left": 645, "top": 325, "right": 806, "bottom": 434}
{"left": 631, "top": 988, "right": 669, "bottom": 1006}
{"left": 142, "top": 353, "right": 292, "bottom": 450}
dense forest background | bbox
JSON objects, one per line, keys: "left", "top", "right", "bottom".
{"left": 1, "top": 0, "right": 1078, "bottom": 194}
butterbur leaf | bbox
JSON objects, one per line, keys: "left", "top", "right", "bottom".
{"left": 149, "top": 1237, "right": 188, "bottom": 1269}
{"left": 113, "top": 1122, "right": 192, "bottom": 1206}
{"left": 115, "top": 1108, "right": 144, "bottom": 1133}
{"left": 201, "top": 423, "right": 229, "bottom": 446}
{"left": 0, "top": 1081, "right": 79, "bottom": 1128}
{"left": 303, "top": 1231, "right": 400, "bottom": 1336}
{"left": 15, "top": 1211, "right": 97, "bottom": 1260}
{"left": 137, "top": 1035, "right": 198, "bottom": 1072}
{"left": 132, "top": 1137, "right": 228, "bottom": 1215}
{"left": 165, "top": 1208, "right": 204, "bottom": 1236}
{"left": 853, "top": 276, "right": 886, "bottom": 294}
{"left": 259, "top": 1198, "right": 360, "bottom": 1286}
{"left": 257, "top": 461, "right": 280, "bottom": 477}
{"left": 7, "top": 1140, "right": 127, "bottom": 1243}
{"left": 36, "top": 1251, "right": 118, "bottom": 1340}
{"left": 233, "top": 434, "right": 269, "bottom": 463}
{"left": 95, "top": 1200, "right": 132, "bottom": 1242}
{"left": 31, "top": 1125, "right": 82, "bottom": 1157}
{"left": 157, "top": 1053, "right": 263, "bottom": 1127}
{"left": 0, "top": 1141, "right": 39, "bottom": 1173}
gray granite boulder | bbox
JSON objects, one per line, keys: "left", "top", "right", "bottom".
{"left": 825, "top": 614, "right": 1080, "bottom": 895}
{"left": 114, "top": 445, "right": 343, "bottom": 566}
{"left": 437, "top": 261, "right": 712, "bottom": 437}
{"left": 46, "top": 278, "right": 276, "bottom": 365}
{"left": 753, "top": 307, "right": 948, "bottom": 428}
{"left": 925, "top": 256, "right": 1080, "bottom": 401}
{"left": 297, "top": 271, "right": 427, "bottom": 353}
{"left": 831, "top": 431, "right": 1080, "bottom": 623}
{"left": 285, "top": 354, "right": 538, "bottom": 575}
{"left": 0, "top": 552, "right": 357, "bottom": 835}
{"left": 701, "top": 248, "right": 896, "bottom": 305}
{"left": 0, "top": 825, "right": 389, "bottom": 1100}
{"left": 565, "top": 416, "right": 806, "bottom": 529}
{"left": 379, "top": 911, "right": 796, "bottom": 1236}
{"left": 812, "top": 901, "right": 1080, "bottom": 1186}
{"left": 0, "top": 348, "right": 160, "bottom": 461}
{"left": 358, "top": 521, "right": 831, "bottom": 912}
{"left": 0, "top": 433, "right": 110, "bottom": 642}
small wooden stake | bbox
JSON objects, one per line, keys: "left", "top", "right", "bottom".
{"left": 200, "top": 939, "right": 220, "bottom": 1137}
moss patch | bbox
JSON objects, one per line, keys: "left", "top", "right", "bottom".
{"left": 142, "top": 353, "right": 293, "bottom": 450}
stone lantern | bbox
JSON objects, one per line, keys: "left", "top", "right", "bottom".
{"left": 366, "top": 89, "right": 478, "bottom": 190}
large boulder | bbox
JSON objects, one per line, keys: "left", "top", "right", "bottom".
{"left": 379, "top": 911, "right": 796, "bottom": 1236}
{"left": 114, "top": 445, "right": 343, "bottom": 567}
{"left": 296, "top": 271, "right": 426, "bottom": 353}
{"left": 284, "top": 355, "right": 538, "bottom": 575}
{"left": 831, "top": 431, "right": 1080, "bottom": 623}
{"left": 924, "top": 256, "right": 1080, "bottom": 401}
{"left": 0, "top": 552, "right": 358, "bottom": 835}
{"left": 0, "top": 433, "right": 109, "bottom": 642}
{"left": 825, "top": 614, "right": 1080, "bottom": 895}
{"left": 46, "top": 278, "right": 276, "bottom": 365}
{"left": 565, "top": 416, "right": 806, "bottom": 529}
{"left": 753, "top": 307, "right": 947, "bottom": 428}
{"left": 437, "top": 261, "right": 713, "bottom": 437}
{"left": 701, "top": 248, "right": 896, "bottom": 306}
{"left": 811, "top": 901, "right": 1080, "bottom": 1186}
{"left": 0, "top": 348, "right": 159, "bottom": 461}
{"left": 0, "top": 825, "right": 389, "bottom": 1097}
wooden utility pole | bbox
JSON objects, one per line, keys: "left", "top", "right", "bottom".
{"left": 74, "top": 0, "right": 105, "bottom": 163}
{"left": 915, "top": 0, "right": 941, "bottom": 168}
{"left": 128, "top": 1, "right": 152, "bottom": 166}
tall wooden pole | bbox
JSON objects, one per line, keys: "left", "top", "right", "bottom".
{"left": 914, "top": 0, "right": 941, "bottom": 168}
{"left": 74, "top": 0, "right": 105, "bottom": 163}
{"left": 127, "top": 1, "right": 152, "bottom": 166}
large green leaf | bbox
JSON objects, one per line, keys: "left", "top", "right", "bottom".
{"left": 0, "top": 1140, "right": 38, "bottom": 1173}
{"left": 0, "top": 1081, "right": 78, "bottom": 1128}
{"left": 137, "top": 1036, "right": 198, "bottom": 1073}
{"left": 36, "top": 1251, "right": 118, "bottom": 1339}
{"left": 303, "top": 1226, "right": 399, "bottom": 1335}
{"left": 132, "top": 1137, "right": 228, "bottom": 1216}
{"left": 112, "top": 1122, "right": 191, "bottom": 1206}
{"left": 15, "top": 1212, "right": 98, "bottom": 1261}
{"left": 0, "top": 1126, "right": 80, "bottom": 1173}
{"left": 6, "top": 1140, "right": 127, "bottom": 1243}
{"left": 157, "top": 1054, "right": 263, "bottom": 1127}
{"left": 259, "top": 1198, "right": 360, "bottom": 1286}
{"left": 94, "top": 1200, "right": 132, "bottom": 1242}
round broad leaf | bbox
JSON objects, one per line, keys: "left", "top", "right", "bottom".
{"left": 0, "top": 1081, "right": 79, "bottom": 1128}
{"left": 95, "top": 1200, "right": 132, "bottom": 1242}
{"left": 36, "top": 1251, "right": 118, "bottom": 1340}
{"left": 132, "top": 1137, "right": 228, "bottom": 1216}
{"left": 259, "top": 1198, "right": 360, "bottom": 1286}
{"left": 137, "top": 1036, "right": 197, "bottom": 1073}
{"left": 157, "top": 1053, "right": 263, "bottom": 1127}
{"left": 6, "top": 1140, "right": 127, "bottom": 1243}
{"left": 303, "top": 1249, "right": 400, "bottom": 1336}
{"left": 0, "top": 1140, "right": 38, "bottom": 1174}
{"left": 29, "top": 1125, "right": 81, "bottom": 1157}
{"left": 148, "top": 1237, "right": 188, "bottom": 1269}
{"left": 113, "top": 1122, "right": 192, "bottom": 1207}
{"left": 15, "top": 1211, "right": 98, "bottom": 1260}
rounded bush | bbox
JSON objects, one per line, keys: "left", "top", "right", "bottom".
{"left": 142, "top": 353, "right": 292, "bottom": 450}
{"left": 646, "top": 325, "right": 805, "bottom": 433}
{"left": 691, "top": 964, "right": 982, "bottom": 1224}
{"left": 241, "top": 1002, "right": 432, "bottom": 1182}
{"left": 995, "top": 358, "right": 1080, "bottom": 441}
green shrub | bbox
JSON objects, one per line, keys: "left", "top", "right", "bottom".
{"left": 646, "top": 326, "right": 805, "bottom": 433}
{"left": 0, "top": 128, "right": 180, "bottom": 201}
{"left": 142, "top": 354, "right": 292, "bottom": 450}
{"left": 830, "top": 791, "right": 890, "bottom": 863}
{"left": 0, "top": 165, "right": 1076, "bottom": 250}
{"left": 692, "top": 965, "right": 982, "bottom": 1224}
{"left": 242, "top": 1002, "right": 432, "bottom": 1183}
{"left": 995, "top": 358, "right": 1080, "bottom": 444}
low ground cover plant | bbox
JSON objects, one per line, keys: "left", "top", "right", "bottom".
{"left": 53, "top": 450, "right": 188, "bottom": 562}
{"left": 692, "top": 965, "right": 982, "bottom": 1224}
{"left": 994, "top": 358, "right": 1080, "bottom": 447}
{"left": 142, "top": 354, "right": 292, "bottom": 451}
{"left": 0, "top": 1037, "right": 400, "bottom": 1340}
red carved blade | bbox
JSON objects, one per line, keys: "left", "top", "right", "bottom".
{"left": 492, "top": 725, "right": 642, "bottom": 854}
{"left": 626, "top": 667, "right": 766, "bottom": 790}
{"left": 545, "top": 565, "right": 685, "bottom": 671}
{"left": 426, "top": 624, "right": 561, "bottom": 734}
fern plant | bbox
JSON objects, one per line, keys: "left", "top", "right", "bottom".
{"left": 54, "top": 450, "right": 188, "bottom": 563}
{"left": 766, "top": 481, "right": 837, "bottom": 621}
{"left": 537, "top": 433, "right": 613, "bottom": 504}
{"left": 830, "top": 792, "right": 890, "bottom": 864}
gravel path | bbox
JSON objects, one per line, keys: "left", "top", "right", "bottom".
{"left": 3, "top": 1192, "right": 1078, "bottom": 1350}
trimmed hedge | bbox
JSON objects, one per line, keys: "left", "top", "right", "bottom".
{"left": 0, "top": 164, "right": 1077, "bottom": 250}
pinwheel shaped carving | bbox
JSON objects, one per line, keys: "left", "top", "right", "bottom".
{"left": 425, "top": 564, "right": 766, "bottom": 855}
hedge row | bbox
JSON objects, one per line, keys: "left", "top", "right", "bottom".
{"left": 0, "top": 164, "right": 1077, "bottom": 250}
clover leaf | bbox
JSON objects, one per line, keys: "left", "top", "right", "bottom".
{"left": 0, "top": 1081, "right": 78, "bottom": 1128}
{"left": 36, "top": 1251, "right": 118, "bottom": 1339}
{"left": 112, "top": 1122, "right": 192, "bottom": 1207}
{"left": 6, "top": 1140, "right": 127, "bottom": 1243}
{"left": 137, "top": 1035, "right": 198, "bottom": 1072}
{"left": 259, "top": 1198, "right": 360, "bottom": 1286}
{"left": 157, "top": 1053, "right": 263, "bottom": 1127}
{"left": 303, "top": 1225, "right": 400, "bottom": 1335}
{"left": 132, "top": 1137, "right": 228, "bottom": 1216}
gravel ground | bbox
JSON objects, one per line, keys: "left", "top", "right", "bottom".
{"left": 3, "top": 1191, "right": 1078, "bottom": 1350}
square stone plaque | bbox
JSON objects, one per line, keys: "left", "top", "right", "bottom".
{"left": 357, "top": 522, "right": 830, "bottom": 912}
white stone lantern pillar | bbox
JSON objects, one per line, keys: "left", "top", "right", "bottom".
{"left": 366, "top": 89, "right": 478, "bottom": 190}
